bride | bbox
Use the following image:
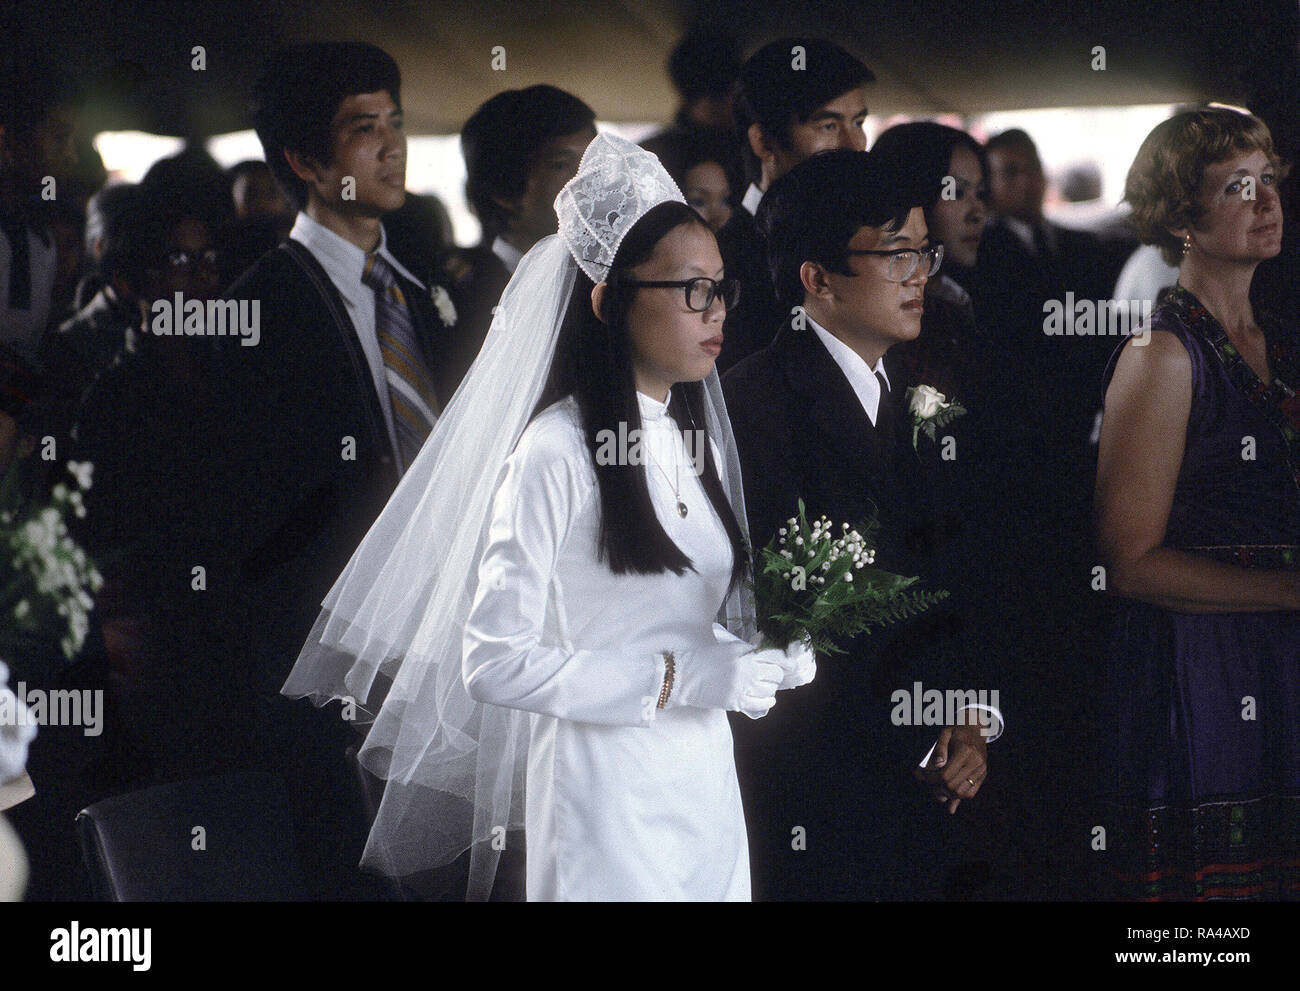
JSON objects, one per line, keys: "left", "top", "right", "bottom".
{"left": 282, "top": 133, "right": 813, "bottom": 901}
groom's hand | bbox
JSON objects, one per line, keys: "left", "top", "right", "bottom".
{"left": 914, "top": 724, "right": 988, "bottom": 815}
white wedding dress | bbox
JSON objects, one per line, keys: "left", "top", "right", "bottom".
{"left": 462, "top": 389, "right": 751, "bottom": 901}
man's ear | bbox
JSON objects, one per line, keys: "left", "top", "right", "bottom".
{"left": 747, "top": 123, "right": 775, "bottom": 166}
{"left": 283, "top": 147, "right": 323, "bottom": 186}
{"left": 800, "top": 260, "right": 832, "bottom": 300}
{"left": 490, "top": 192, "right": 519, "bottom": 222}
{"left": 590, "top": 281, "right": 608, "bottom": 323}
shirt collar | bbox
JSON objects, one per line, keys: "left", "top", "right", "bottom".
{"left": 636, "top": 388, "right": 672, "bottom": 422}
{"left": 1001, "top": 215, "right": 1055, "bottom": 257}
{"left": 491, "top": 235, "right": 524, "bottom": 274}
{"left": 289, "top": 211, "right": 426, "bottom": 307}
{"left": 741, "top": 183, "right": 764, "bottom": 217}
{"left": 806, "top": 314, "right": 890, "bottom": 424}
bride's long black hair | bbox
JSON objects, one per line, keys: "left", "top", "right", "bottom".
{"left": 535, "top": 200, "right": 750, "bottom": 592}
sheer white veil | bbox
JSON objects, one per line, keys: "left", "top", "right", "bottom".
{"left": 282, "top": 133, "right": 756, "bottom": 900}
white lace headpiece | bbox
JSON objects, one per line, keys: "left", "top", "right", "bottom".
{"left": 555, "top": 131, "right": 685, "bottom": 283}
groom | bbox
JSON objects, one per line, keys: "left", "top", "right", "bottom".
{"left": 723, "top": 149, "right": 1002, "bottom": 900}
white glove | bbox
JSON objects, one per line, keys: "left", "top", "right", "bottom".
{"left": 666, "top": 641, "right": 785, "bottom": 720}
{"left": 777, "top": 636, "right": 816, "bottom": 690}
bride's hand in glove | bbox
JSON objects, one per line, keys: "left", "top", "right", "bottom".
{"left": 667, "top": 642, "right": 785, "bottom": 719}
{"left": 776, "top": 636, "right": 816, "bottom": 690}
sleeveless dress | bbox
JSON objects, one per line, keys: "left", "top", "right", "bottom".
{"left": 461, "top": 389, "right": 751, "bottom": 900}
{"left": 1100, "top": 284, "right": 1300, "bottom": 900}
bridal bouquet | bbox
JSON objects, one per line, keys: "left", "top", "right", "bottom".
{"left": 753, "top": 499, "right": 947, "bottom": 656}
{"left": 1, "top": 461, "right": 103, "bottom": 663}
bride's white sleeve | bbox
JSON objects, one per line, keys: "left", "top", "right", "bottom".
{"left": 462, "top": 416, "right": 663, "bottom": 727}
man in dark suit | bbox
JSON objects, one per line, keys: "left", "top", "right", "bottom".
{"left": 209, "top": 42, "right": 465, "bottom": 898}
{"left": 715, "top": 38, "right": 874, "bottom": 372}
{"left": 216, "top": 42, "right": 463, "bottom": 684}
{"left": 724, "top": 150, "right": 1003, "bottom": 900}
{"left": 441, "top": 86, "right": 595, "bottom": 378}
{"left": 973, "top": 129, "right": 1113, "bottom": 758}
{"left": 976, "top": 127, "right": 1115, "bottom": 422}
{"left": 0, "top": 58, "right": 80, "bottom": 366}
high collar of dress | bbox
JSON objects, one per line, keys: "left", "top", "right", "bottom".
{"left": 636, "top": 388, "right": 672, "bottom": 423}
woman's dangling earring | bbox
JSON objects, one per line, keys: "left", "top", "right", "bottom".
{"left": 1182, "top": 235, "right": 1192, "bottom": 257}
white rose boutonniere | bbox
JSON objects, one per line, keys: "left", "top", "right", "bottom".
{"left": 430, "top": 285, "right": 457, "bottom": 327}
{"left": 905, "top": 384, "right": 967, "bottom": 449}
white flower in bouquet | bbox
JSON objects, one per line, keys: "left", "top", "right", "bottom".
{"left": 1, "top": 462, "right": 105, "bottom": 662}
{"left": 66, "top": 461, "right": 94, "bottom": 490}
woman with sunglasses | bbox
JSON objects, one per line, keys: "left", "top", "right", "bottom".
{"left": 284, "top": 134, "right": 812, "bottom": 901}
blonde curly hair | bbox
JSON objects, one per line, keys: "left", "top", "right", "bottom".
{"left": 1124, "top": 107, "right": 1277, "bottom": 266}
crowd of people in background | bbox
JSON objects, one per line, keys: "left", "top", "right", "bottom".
{"left": 2, "top": 28, "right": 1297, "bottom": 901}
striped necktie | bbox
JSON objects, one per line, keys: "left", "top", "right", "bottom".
{"left": 362, "top": 251, "right": 440, "bottom": 470}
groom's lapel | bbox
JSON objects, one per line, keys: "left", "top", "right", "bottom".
{"left": 775, "top": 323, "right": 900, "bottom": 513}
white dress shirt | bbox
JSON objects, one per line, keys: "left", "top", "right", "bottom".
{"left": 740, "top": 182, "right": 764, "bottom": 217}
{"left": 490, "top": 235, "right": 524, "bottom": 275}
{"left": 462, "top": 390, "right": 750, "bottom": 900}
{"left": 807, "top": 315, "right": 890, "bottom": 426}
{"left": 289, "top": 211, "right": 427, "bottom": 462}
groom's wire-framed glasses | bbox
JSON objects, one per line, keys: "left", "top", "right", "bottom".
{"left": 844, "top": 242, "right": 944, "bottom": 283}
{"left": 622, "top": 276, "right": 741, "bottom": 312}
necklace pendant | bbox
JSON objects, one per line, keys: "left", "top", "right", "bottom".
{"left": 677, "top": 500, "right": 688, "bottom": 518}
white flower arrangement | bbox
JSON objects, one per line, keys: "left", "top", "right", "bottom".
{"left": 905, "top": 385, "right": 967, "bottom": 450}
{"left": 1, "top": 462, "right": 104, "bottom": 662}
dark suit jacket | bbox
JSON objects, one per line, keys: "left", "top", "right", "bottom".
{"left": 716, "top": 206, "right": 785, "bottom": 373}
{"left": 973, "top": 217, "right": 1112, "bottom": 342}
{"left": 441, "top": 243, "right": 509, "bottom": 393}
{"left": 723, "top": 316, "right": 990, "bottom": 899}
{"left": 971, "top": 216, "right": 1114, "bottom": 501}
{"left": 211, "top": 238, "right": 456, "bottom": 691}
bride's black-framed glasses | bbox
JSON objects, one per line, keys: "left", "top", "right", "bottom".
{"left": 844, "top": 242, "right": 944, "bottom": 283}
{"left": 622, "top": 276, "right": 741, "bottom": 312}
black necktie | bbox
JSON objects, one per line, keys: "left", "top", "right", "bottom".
{"left": 874, "top": 369, "right": 896, "bottom": 460}
{"left": 1033, "top": 222, "right": 1061, "bottom": 287}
